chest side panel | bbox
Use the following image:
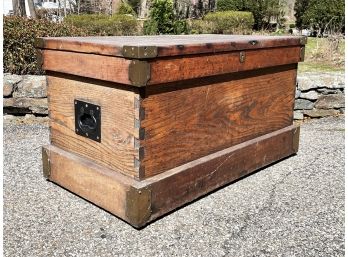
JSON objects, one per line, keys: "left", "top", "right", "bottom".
{"left": 48, "top": 74, "right": 140, "bottom": 178}
{"left": 41, "top": 50, "right": 132, "bottom": 85}
{"left": 140, "top": 64, "right": 297, "bottom": 178}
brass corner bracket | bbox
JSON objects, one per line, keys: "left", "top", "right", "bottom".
{"left": 129, "top": 60, "right": 151, "bottom": 87}
{"left": 122, "top": 46, "right": 158, "bottom": 59}
{"left": 125, "top": 186, "right": 152, "bottom": 228}
{"left": 300, "top": 47, "right": 306, "bottom": 62}
{"left": 299, "top": 36, "right": 308, "bottom": 45}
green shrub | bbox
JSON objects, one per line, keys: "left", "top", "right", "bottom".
{"left": 64, "top": 14, "right": 139, "bottom": 36}
{"left": 144, "top": 0, "right": 189, "bottom": 35}
{"left": 143, "top": 19, "right": 158, "bottom": 35}
{"left": 189, "top": 19, "right": 215, "bottom": 34}
{"left": 216, "top": 0, "right": 246, "bottom": 11}
{"left": 3, "top": 15, "right": 87, "bottom": 75}
{"left": 203, "top": 11, "right": 254, "bottom": 34}
{"left": 118, "top": 2, "right": 136, "bottom": 16}
{"left": 216, "top": 0, "right": 284, "bottom": 30}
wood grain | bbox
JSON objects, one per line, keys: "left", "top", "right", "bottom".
{"left": 148, "top": 46, "right": 301, "bottom": 85}
{"left": 48, "top": 74, "right": 140, "bottom": 178}
{"left": 42, "top": 125, "right": 299, "bottom": 227}
{"left": 38, "top": 35, "right": 305, "bottom": 58}
{"left": 42, "top": 50, "right": 132, "bottom": 85}
{"left": 44, "top": 144, "right": 132, "bottom": 223}
{"left": 145, "top": 125, "right": 300, "bottom": 221}
{"left": 140, "top": 64, "right": 297, "bottom": 177}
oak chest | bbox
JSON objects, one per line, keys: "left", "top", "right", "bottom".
{"left": 37, "top": 35, "right": 306, "bottom": 227}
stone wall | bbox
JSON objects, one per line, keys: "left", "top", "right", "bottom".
{"left": 3, "top": 72, "right": 345, "bottom": 119}
{"left": 4, "top": 74, "right": 48, "bottom": 116}
{"left": 295, "top": 72, "right": 344, "bottom": 119}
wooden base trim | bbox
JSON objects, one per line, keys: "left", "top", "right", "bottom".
{"left": 43, "top": 125, "right": 299, "bottom": 228}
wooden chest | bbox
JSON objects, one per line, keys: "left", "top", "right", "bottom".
{"left": 37, "top": 35, "right": 306, "bottom": 228}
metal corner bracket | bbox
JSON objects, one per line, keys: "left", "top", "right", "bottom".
{"left": 125, "top": 186, "right": 151, "bottom": 228}
{"left": 292, "top": 126, "right": 300, "bottom": 153}
{"left": 34, "top": 38, "right": 45, "bottom": 49}
{"left": 42, "top": 146, "right": 51, "bottom": 179}
{"left": 36, "top": 49, "right": 44, "bottom": 69}
{"left": 129, "top": 60, "right": 151, "bottom": 87}
{"left": 122, "top": 46, "right": 158, "bottom": 59}
{"left": 300, "top": 47, "right": 305, "bottom": 62}
{"left": 299, "top": 36, "right": 308, "bottom": 45}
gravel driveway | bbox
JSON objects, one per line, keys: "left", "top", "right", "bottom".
{"left": 3, "top": 116, "right": 344, "bottom": 257}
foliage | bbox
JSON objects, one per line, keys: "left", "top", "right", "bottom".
{"left": 144, "top": 0, "right": 189, "bottom": 34}
{"left": 216, "top": 0, "right": 246, "bottom": 12}
{"left": 143, "top": 19, "right": 158, "bottom": 35}
{"left": 202, "top": 11, "right": 254, "bottom": 34}
{"left": 118, "top": 2, "right": 137, "bottom": 16}
{"left": 294, "top": 0, "right": 310, "bottom": 30}
{"left": 147, "top": 0, "right": 175, "bottom": 34}
{"left": 294, "top": 0, "right": 344, "bottom": 34}
{"left": 3, "top": 15, "right": 87, "bottom": 75}
{"left": 215, "top": 0, "right": 285, "bottom": 30}
{"left": 189, "top": 19, "right": 215, "bottom": 34}
{"left": 64, "top": 14, "right": 139, "bottom": 36}
{"left": 174, "top": 0, "right": 215, "bottom": 19}
{"left": 128, "top": 0, "right": 141, "bottom": 14}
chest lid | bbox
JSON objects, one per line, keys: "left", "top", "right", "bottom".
{"left": 36, "top": 34, "right": 307, "bottom": 59}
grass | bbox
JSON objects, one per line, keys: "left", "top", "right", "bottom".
{"left": 299, "top": 37, "right": 345, "bottom": 72}
{"left": 298, "top": 62, "right": 344, "bottom": 72}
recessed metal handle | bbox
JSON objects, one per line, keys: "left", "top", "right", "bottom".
{"left": 75, "top": 100, "right": 101, "bottom": 142}
{"left": 78, "top": 110, "right": 97, "bottom": 133}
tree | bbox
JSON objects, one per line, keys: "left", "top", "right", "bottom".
{"left": 294, "top": 0, "right": 344, "bottom": 34}
{"left": 294, "top": 0, "right": 309, "bottom": 29}
{"left": 216, "top": 0, "right": 285, "bottom": 30}
{"left": 27, "top": 0, "right": 37, "bottom": 18}
{"left": 12, "top": 0, "right": 26, "bottom": 16}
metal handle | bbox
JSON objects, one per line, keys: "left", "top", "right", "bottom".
{"left": 78, "top": 110, "right": 97, "bottom": 133}
{"left": 75, "top": 100, "right": 101, "bottom": 142}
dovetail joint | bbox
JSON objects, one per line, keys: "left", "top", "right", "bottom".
{"left": 134, "top": 96, "right": 145, "bottom": 177}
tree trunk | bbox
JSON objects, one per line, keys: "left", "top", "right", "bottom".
{"left": 27, "top": 0, "right": 37, "bottom": 18}
{"left": 64, "top": 0, "right": 67, "bottom": 17}
{"left": 139, "top": 0, "right": 148, "bottom": 18}
{"left": 12, "top": 0, "right": 26, "bottom": 16}
{"left": 12, "top": 0, "right": 19, "bottom": 15}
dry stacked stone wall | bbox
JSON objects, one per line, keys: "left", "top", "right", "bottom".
{"left": 295, "top": 72, "right": 344, "bottom": 119}
{"left": 3, "top": 72, "right": 345, "bottom": 120}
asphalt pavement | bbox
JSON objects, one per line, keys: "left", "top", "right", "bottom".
{"left": 3, "top": 116, "right": 345, "bottom": 257}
